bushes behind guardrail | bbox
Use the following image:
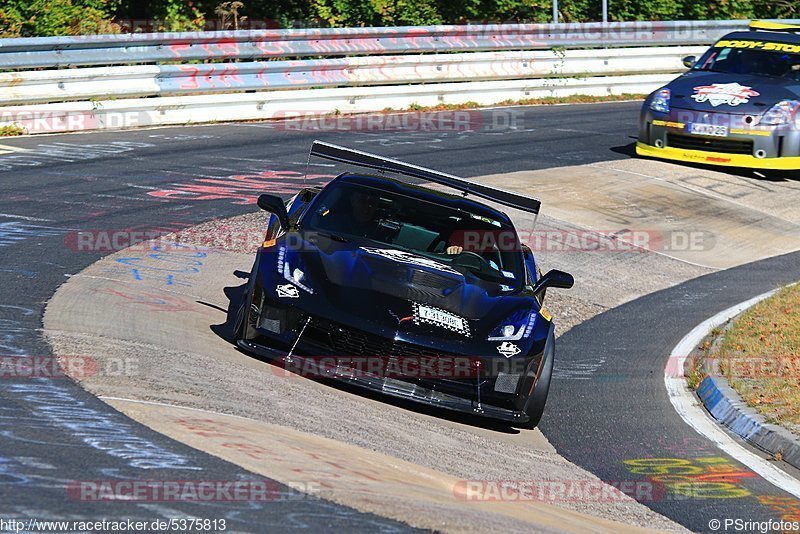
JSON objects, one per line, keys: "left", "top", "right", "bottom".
{"left": 1, "top": 0, "right": 798, "bottom": 38}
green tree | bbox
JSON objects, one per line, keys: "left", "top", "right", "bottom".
{"left": 0, "top": 0, "right": 120, "bottom": 37}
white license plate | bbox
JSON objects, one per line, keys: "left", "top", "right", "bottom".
{"left": 688, "top": 123, "right": 728, "bottom": 137}
{"left": 417, "top": 305, "right": 466, "bottom": 332}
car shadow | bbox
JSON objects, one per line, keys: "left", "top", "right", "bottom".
{"left": 613, "top": 140, "right": 800, "bottom": 182}
{"left": 210, "top": 279, "right": 523, "bottom": 435}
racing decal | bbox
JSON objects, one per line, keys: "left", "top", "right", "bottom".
{"left": 412, "top": 302, "right": 470, "bottom": 337}
{"left": 276, "top": 284, "right": 300, "bottom": 298}
{"left": 652, "top": 119, "right": 685, "bottom": 129}
{"left": 359, "top": 247, "right": 463, "bottom": 276}
{"left": 691, "top": 83, "right": 760, "bottom": 107}
{"left": 729, "top": 128, "right": 771, "bottom": 137}
{"left": 714, "top": 40, "right": 800, "bottom": 54}
{"left": 497, "top": 341, "right": 521, "bottom": 358}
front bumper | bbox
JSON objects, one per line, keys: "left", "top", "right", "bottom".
{"left": 638, "top": 109, "right": 800, "bottom": 170}
{"left": 636, "top": 142, "right": 800, "bottom": 170}
{"left": 237, "top": 339, "right": 530, "bottom": 424}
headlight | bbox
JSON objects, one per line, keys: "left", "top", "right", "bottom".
{"left": 650, "top": 88, "right": 671, "bottom": 113}
{"left": 487, "top": 308, "right": 536, "bottom": 341}
{"left": 760, "top": 100, "right": 800, "bottom": 125}
{"left": 277, "top": 245, "right": 314, "bottom": 294}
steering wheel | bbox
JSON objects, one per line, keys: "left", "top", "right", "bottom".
{"left": 452, "top": 250, "right": 494, "bottom": 273}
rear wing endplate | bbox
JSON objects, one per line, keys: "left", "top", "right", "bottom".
{"left": 310, "top": 140, "right": 541, "bottom": 215}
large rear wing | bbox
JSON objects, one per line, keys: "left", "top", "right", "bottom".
{"left": 749, "top": 20, "right": 800, "bottom": 33}
{"left": 310, "top": 140, "right": 541, "bottom": 215}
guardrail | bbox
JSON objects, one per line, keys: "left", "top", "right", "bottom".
{"left": 0, "top": 19, "right": 796, "bottom": 134}
{"left": 0, "top": 19, "right": 789, "bottom": 70}
{"left": 0, "top": 47, "right": 704, "bottom": 105}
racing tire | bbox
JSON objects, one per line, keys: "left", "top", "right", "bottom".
{"left": 234, "top": 267, "right": 261, "bottom": 342}
{"left": 521, "top": 326, "right": 554, "bottom": 429}
{"left": 233, "top": 290, "right": 249, "bottom": 341}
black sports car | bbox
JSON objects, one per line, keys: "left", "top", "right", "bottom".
{"left": 234, "top": 141, "right": 573, "bottom": 428}
{"left": 637, "top": 20, "right": 800, "bottom": 169}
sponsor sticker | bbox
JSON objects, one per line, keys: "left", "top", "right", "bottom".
{"left": 497, "top": 341, "right": 521, "bottom": 358}
{"left": 652, "top": 119, "right": 685, "bottom": 129}
{"left": 715, "top": 40, "right": 800, "bottom": 54}
{"left": 276, "top": 284, "right": 300, "bottom": 298}
{"left": 360, "top": 247, "right": 463, "bottom": 276}
{"left": 691, "top": 83, "right": 759, "bottom": 107}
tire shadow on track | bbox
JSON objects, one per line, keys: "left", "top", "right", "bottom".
{"left": 611, "top": 141, "right": 800, "bottom": 183}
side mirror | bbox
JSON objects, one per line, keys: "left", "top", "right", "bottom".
{"left": 257, "top": 193, "right": 290, "bottom": 231}
{"left": 521, "top": 244, "right": 533, "bottom": 259}
{"left": 682, "top": 55, "right": 696, "bottom": 68}
{"left": 532, "top": 269, "right": 574, "bottom": 296}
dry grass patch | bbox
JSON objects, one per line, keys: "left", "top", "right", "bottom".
{"left": 716, "top": 284, "right": 800, "bottom": 430}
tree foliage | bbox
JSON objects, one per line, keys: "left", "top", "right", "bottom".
{"left": 1, "top": 0, "right": 120, "bottom": 37}
{"left": 0, "top": 0, "right": 798, "bottom": 37}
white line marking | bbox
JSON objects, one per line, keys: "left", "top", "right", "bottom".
{"left": 666, "top": 285, "right": 800, "bottom": 498}
{"left": 0, "top": 143, "right": 28, "bottom": 155}
{"left": 237, "top": 123, "right": 275, "bottom": 127}
{"left": 0, "top": 213, "right": 52, "bottom": 222}
{"left": 99, "top": 395, "right": 258, "bottom": 423}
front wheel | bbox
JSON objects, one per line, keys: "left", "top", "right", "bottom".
{"left": 521, "top": 326, "right": 555, "bottom": 429}
{"left": 234, "top": 280, "right": 261, "bottom": 342}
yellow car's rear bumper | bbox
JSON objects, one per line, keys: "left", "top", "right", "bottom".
{"left": 635, "top": 142, "right": 800, "bottom": 170}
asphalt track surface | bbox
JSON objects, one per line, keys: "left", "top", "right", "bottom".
{"left": 0, "top": 101, "right": 798, "bottom": 531}
{"left": 540, "top": 250, "right": 800, "bottom": 531}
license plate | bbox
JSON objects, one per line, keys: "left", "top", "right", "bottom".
{"left": 688, "top": 123, "right": 728, "bottom": 137}
{"left": 416, "top": 304, "right": 469, "bottom": 334}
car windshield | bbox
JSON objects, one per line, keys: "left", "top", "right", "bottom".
{"left": 693, "top": 40, "right": 800, "bottom": 80}
{"left": 301, "top": 181, "right": 525, "bottom": 286}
